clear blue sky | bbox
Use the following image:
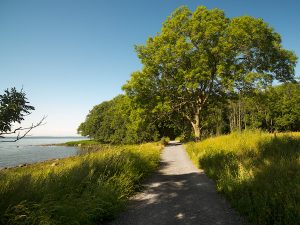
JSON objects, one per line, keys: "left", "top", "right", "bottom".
{"left": 1, "top": 0, "right": 299, "bottom": 136}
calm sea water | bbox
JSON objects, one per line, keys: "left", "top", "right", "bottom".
{"left": 0, "top": 137, "right": 88, "bottom": 168}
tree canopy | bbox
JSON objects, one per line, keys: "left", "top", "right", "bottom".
{"left": 0, "top": 88, "right": 34, "bottom": 134}
{"left": 78, "top": 95, "right": 159, "bottom": 144}
{"left": 123, "top": 6, "right": 297, "bottom": 140}
{"left": 262, "top": 83, "right": 300, "bottom": 131}
{"left": 78, "top": 6, "right": 298, "bottom": 143}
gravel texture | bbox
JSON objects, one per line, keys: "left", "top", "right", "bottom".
{"left": 108, "top": 141, "right": 248, "bottom": 225}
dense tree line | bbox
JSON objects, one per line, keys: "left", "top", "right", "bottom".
{"left": 78, "top": 82, "right": 300, "bottom": 143}
{"left": 78, "top": 95, "right": 158, "bottom": 144}
{"left": 78, "top": 95, "right": 191, "bottom": 143}
{"left": 227, "top": 82, "right": 300, "bottom": 133}
{"left": 78, "top": 6, "right": 298, "bottom": 143}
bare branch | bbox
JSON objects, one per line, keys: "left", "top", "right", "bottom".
{"left": 0, "top": 116, "right": 47, "bottom": 142}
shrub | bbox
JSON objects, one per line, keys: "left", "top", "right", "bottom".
{"left": 160, "top": 137, "right": 170, "bottom": 145}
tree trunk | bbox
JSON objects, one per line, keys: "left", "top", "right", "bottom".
{"left": 191, "top": 113, "right": 201, "bottom": 141}
{"left": 238, "top": 99, "right": 241, "bottom": 132}
{"left": 192, "top": 122, "right": 201, "bottom": 141}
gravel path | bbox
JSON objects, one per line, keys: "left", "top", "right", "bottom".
{"left": 108, "top": 141, "right": 248, "bottom": 225}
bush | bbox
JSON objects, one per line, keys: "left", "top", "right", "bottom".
{"left": 160, "top": 137, "right": 170, "bottom": 145}
{"left": 185, "top": 131, "right": 300, "bottom": 225}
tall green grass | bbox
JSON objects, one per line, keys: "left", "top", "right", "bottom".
{"left": 0, "top": 143, "right": 162, "bottom": 225}
{"left": 185, "top": 131, "right": 300, "bottom": 225}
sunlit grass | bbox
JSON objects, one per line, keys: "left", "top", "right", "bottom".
{"left": 0, "top": 143, "right": 162, "bottom": 225}
{"left": 185, "top": 131, "right": 300, "bottom": 225}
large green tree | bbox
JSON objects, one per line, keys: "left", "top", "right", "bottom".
{"left": 123, "top": 6, "right": 297, "bottom": 140}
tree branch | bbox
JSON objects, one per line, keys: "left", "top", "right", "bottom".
{"left": 0, "top": 116, "right": 47, "bottom": 142}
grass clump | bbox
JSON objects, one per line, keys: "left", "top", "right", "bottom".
{"left": 185, "top": 131, "right": 300, "bottom": 225}
{"left": 160, "top": 137, "right": 170, "bottom": 145}
{"left": 0, "top": 143, "right": 162, "bottom": 225}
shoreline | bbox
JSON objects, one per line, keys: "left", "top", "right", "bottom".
{"left": 0, "top": 138, "right": 91, "bottom": 169}
{"left": 0, "top": 139, "right": 97, "bottom": 170}
{"left": 0, "top": 157, "right": 65, "bottom": 171}
{"left": 0, "top": 143, "right": 80, "bottom": 170}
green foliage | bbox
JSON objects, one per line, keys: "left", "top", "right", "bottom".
{"left": 227, "top": 82, "right": 300, "bottom": 133}
{"left": 78, "top": 95, "right": 159, "bottom": 144}
{"left": 0, "top": 88, "right": 34, "bottom": 134}
{"left": 77, "top": 6, "right": 299, "bottom": 143}
{"left": 160, "top": 136, "right": 170, "bottom": 145}
{"left": 185, "top": 131, "right": 300, "bottom": 225}
{"left": 175, "top": 134, "right": 190, "bottom": 142}
{"left": 200, "top": 98, "right": 231, "bottom": 137}
{"left": 123, "top": 6, "right": 297, "bottom": 140}
{"left": 268, "top": 83, "right": 300, "bottom": 131}
{"left": 0, "top": 143, "right": 162, "bottom": 225}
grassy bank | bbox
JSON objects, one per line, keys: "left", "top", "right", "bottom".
{"left": 185, "top": 131, "right": 300, "bottom": 225}
{"left": 0, "top": 143, "right": 162, "bottom": 225}
{"left": 62, "top": 139, "right": 101, "bottom": 147}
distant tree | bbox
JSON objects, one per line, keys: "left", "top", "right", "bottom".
{"left": 123, "top": 6, "right": 297, "bottom": 140}
{"left": 267, "top": 83, "right": 300, "bottom": 131}
{"left": 226, "top": 82, "right": 300, "bottom": 132}
{"left": 0, "top": 87, "right": 45, "bottom": 142}
{"left": 78, "top": 95, "right": 159, "bottom": 144}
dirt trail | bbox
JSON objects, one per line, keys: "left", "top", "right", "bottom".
{"left": 108, "top": 141, "right": 248, "bottom": 225}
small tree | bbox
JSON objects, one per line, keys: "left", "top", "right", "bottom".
{"left": 0, "top": 87, "right": 45, "bottom": 142}
{"left": 123, "top": 6, "right": 297, "bottom": 140}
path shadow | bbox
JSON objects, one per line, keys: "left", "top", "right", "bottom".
{"left": 166, "top": 142, "right": 182, "bottom": 146}
{"left": 107, "top": 159, "right": 247, "bottom": 225}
